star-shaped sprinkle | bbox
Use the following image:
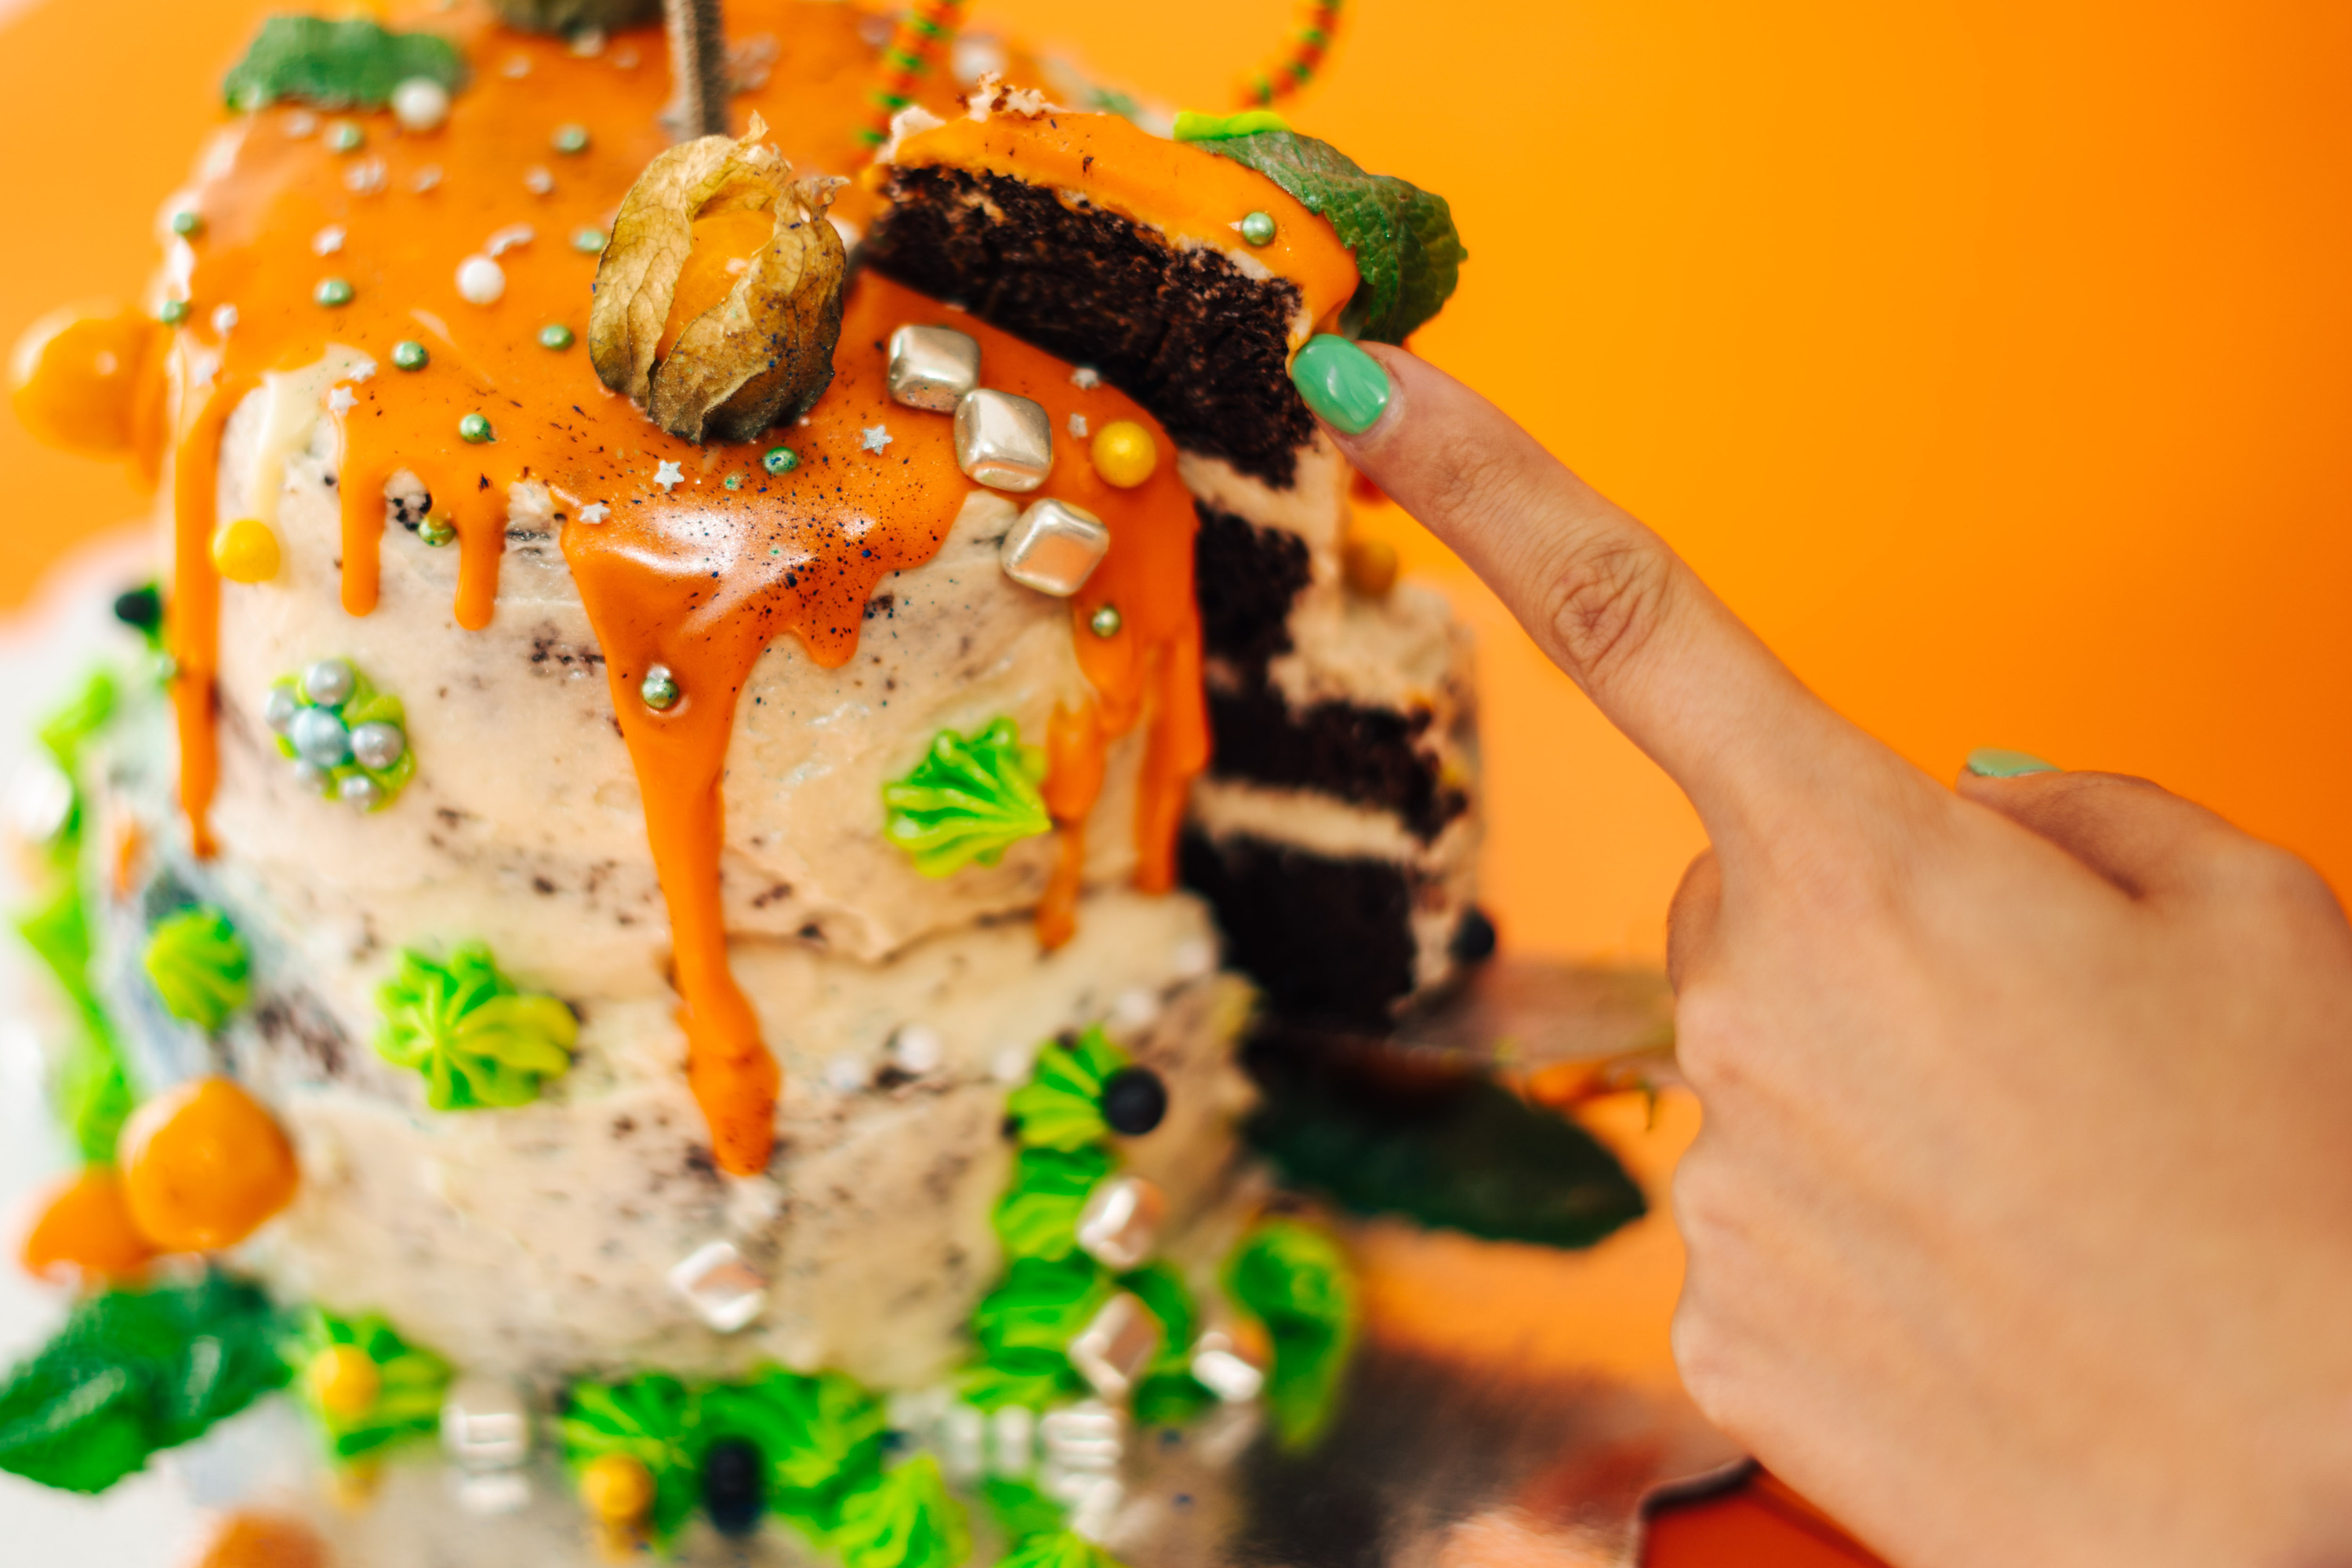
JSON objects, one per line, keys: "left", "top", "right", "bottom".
{"left": 862, "top": 424, "right": 893, "bottom": 453}
{"left": 312, "top": 225, "right": 345, "bottom": 256}
{"left": 524, "top": 166, "right": 555, "bottom": 196}
{"left": 1068, "top": 413, "right": 1089, "bottom": 438}
{"left": 326, "top": 386, "right": 357, "bottom": 416}
{"left": 653, "top": 461, "right": 684, "bottom": 492}
{"left": 212, "top": 304, "right": 240, "bottom": 335}
{"left": 414, "top": 165, "right": 444, "bottom": 193}
{"left": 1070, "top": 367, "right": 1102, "bottom": 390}
{"left": 579, "top": 503, "right": 611, "bottom": 523}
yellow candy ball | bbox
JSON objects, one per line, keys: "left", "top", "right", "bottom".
{"left": 1341, "top": 535, "right": 1399, "bottom": 598}
{"left": 306, "top": 1344, "right": 381, "bottom": 1422}
{"left": 1090, "top": 420, "right": 1159, "bottom": 489}
{"left": 212, "top": 518, "right": 281, "bottom": 583}
{"left": 580, "top": 1451, "right": 656, "bottom": 1523}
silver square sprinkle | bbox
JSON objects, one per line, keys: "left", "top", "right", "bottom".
{"left": 954, "top": 388, "right": 1055, "bottom": 491}
{"left": 1040, "top": 1399, "right": 1123, "bottom": 1470}
{"left": 1066, "top": 1292, "right": 1162, "bottom": 1401}
{"left": 667, "top": 1240, "right": 768, "bottom": 1333}
{"left": 1074, "top": 1175, "right": 1165, "bottom": 1272}
{"left": 441, "top": 1374, "right": 532, "bottom": 1470}
{"left": 887, "top": 325, "right": 982, "bottom": 412}
{"left": 1189, "top": 1332, "right": 1266, "bottom": 1403}
{"left": 1000, "top": 498, "right": 1110, "bottom": 597}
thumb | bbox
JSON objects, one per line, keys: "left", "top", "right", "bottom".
{"left": 1292, "top": 335, "right": 1895, "bottom": 851}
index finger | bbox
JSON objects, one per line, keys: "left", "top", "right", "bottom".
{"left": 1293, "top": 336, "right": 1891, "bottom": 851}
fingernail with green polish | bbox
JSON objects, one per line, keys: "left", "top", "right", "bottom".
{"left": 1965, "top": 746, "right": 2060, "bottom": 778}
{"left": 1290, "top": 334, "right": 1392, "bottom": 435}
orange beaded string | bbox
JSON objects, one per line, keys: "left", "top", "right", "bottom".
{"left": 861, "top": 0, "right": 971, "bottom": 147}
{"left": 1241, "top": 0, "right": 1344, "bottom": 107}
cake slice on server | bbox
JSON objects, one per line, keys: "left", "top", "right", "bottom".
{"left": 866, "top": 89, "right": 1481, "bottom": 1028}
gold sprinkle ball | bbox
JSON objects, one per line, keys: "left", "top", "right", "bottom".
{"left": 1090, "top": 419, "right": 1159, "bottom": 488}
{"left": 305, "top": 1344, "right": 381, "bottom": 1422}
{"left": 1341, "top": 534, "right": 1398, "bottom": 598}
{"left": 579, "top": 1451, "right": 657, "bottom": 1523}
{"left": 211, "top": 518, "right": 281, "bottom": 583}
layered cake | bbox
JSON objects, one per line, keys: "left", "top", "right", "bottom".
{"left": 2, "top": 2, "right": 1475, "bottom": 1562}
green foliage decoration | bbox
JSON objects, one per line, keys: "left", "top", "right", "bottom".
{"left": 142, "top": 906, "right": 250, "bottom": 1031}
{"left": 830, "top": 1454, "right": 971, "bottom": 1568}
{"left": 286, "top": 1308, "right": 452, "bottom": 1460}
{"left": 223, "top": 16, "right": 467, "bottom": 111}
{"left": 961, "top": 1254, "right": 1110, "bottom": 1411}
{"left": 376, "top": 943, "right": 577, "bottom": 1110}
{"left": 1004, "top": 1026, "right": 1127, "bottom": 1152}
{"left": 1174, "top": 117, "right": 1465, "bottom": 345}
{"left": 880, "top": 719, "right": 1051, "bottom": 877}
{"left": 1225, "top": 1220, "right": 1358, "bottom": 1450}
{"left": 996, "top": 1529, "right": 1127, "bottom": 1568}
{"left": 0, "top": 1272, "right": 288, "bottom": 1494}
{"left": 18, "top": 880, "right": 132, "bottom": 1160}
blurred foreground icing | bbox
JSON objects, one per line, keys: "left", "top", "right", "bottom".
{"left": 222, "top": 16, "right": 469, "bottom": 112}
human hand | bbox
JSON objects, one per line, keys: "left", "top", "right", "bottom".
{"left": 1290, "top": 336, "right": 2352, "bottom": 1568}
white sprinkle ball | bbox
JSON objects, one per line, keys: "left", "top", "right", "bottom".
{"left": 344, "top": 158, "right": 388, "bottom": 196}
{"left": 311, "top": 224, "right": 346, "bottom": 256}
{"left": 391, "top": 77, "right": 451, "bottom": 134}
{"left": 578, "top": 503, "right": 611, "bottom": 524}
{"left": 822, "top": 1054, "right": 866, "bottom": 1094}
{"left": 455, "top": 254, "right": 506, "bottom": 306}
{"left": 524, "top": 166, "right": 555, "bottom": 196}
{"left": 210, "top": 303, "right": 239, "bottom": 335}
{"left": 1070, "top": 366, "right": 1102, "bottom": 390}
{"left": 612, "top": 43, "right": 640, "bottom": 68}
{"left": 501, "top": 53, "right": 532, "bottom": 78}
{"left": 888, "top": 1025, "right": 944, "bottom": 1075}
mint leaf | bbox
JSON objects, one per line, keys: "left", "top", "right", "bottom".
{"left": 223, "top": 16, "right": 467, "bottom": 112}
{"left": 1197, "top": 130, "right": 1466, "bottom": 344}
{"left": 0, "top": 1273, "right": 288, "bottom": 1494}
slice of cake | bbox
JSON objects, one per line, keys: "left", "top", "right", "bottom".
{"left": 2, "top": 3, "right": 1475, "bottom": 1562}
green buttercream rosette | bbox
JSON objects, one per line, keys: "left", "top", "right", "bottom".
{"left": 991, "top": 1145, "right": 1113, "bottom": 1262}
{"left": 142, "top": 906, "right": 250, "bottom": 1031}
{"left": 561, "top": 1374, "right": 704, "bottom": 1544}
{"left": 1226, "top": 1220, "right": 1359, "bottom": 1449}
{"left": 375, "top": 943, "right": 576, "bottom": 1110}
{"left": 286, "top": 1308, "right": 452, "bottom": 1461}
{"left": 829, "top": 1454, "right": 969, "bottom": 1568}
{"left": 962, "top": 1254, "right": 1111, "bottom": 1410}
{"left": 1004, "top": 1026, "right": 1128, "bottom": 1151}
{"left": 881, "top": 718, "right": 1051, "bottom": 877}
{"left": 997, "top": 1530, "right": 1126, "bottom": 1568}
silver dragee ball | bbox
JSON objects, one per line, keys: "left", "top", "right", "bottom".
{"left": 290, "top": 706, "right": 353, "bottom": 769}
{"left": 300, "top": 658, "right": 356, "bottom": 707}
{"left": 291, "top": 760, "right": 328, "bottom": 793}
{"left": 339, "top": 773, "right": 386, "bottom": 811}
{"left": 262, "top": 684, "right": 299, "bottom": 735}
{"left": 349, "top": 721, "right": 406, "bottom": 771}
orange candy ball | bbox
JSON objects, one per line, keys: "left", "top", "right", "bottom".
{"left": 17, "top": 1164, "right": 158, "bottom": 1283}
{"left": 8, "top": 302, "right": 162, "bottom": 457}
{"left": 194, "top": 1510, "right": 328, "bottom": 1568}
{"left": 118, "top": 1077, "right": 299, "bottom": 1252}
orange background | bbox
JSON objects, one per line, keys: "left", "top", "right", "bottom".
{"left": 1, "top": 3, "right": 2341, "bottom": 1561}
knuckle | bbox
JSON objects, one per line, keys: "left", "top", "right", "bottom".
{"left": 1669, "top": 983, "right": 1753, "bottom": 1098}
{"left": 1534, "top": 527, "right": 1675, "bottom": 689}
{"left": 2213, "top": 838, "right": 2344, "bottom": 924}
{"left": 1668, "top": 1292, "right": 1747, "bottom": 1428}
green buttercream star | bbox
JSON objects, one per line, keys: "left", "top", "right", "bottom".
{"left": 142, "top": 906, "right": 250, "bottom": 1031}
{"left": 375, "top": 943, "right": 576, "bottom": 1111}
{"left": 880, "top": 718, "right": 1052, "bottom": 877}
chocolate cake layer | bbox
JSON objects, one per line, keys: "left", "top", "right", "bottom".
{"left": 1205, "top": 682, "right": 1468, "bottom": 843}
{"left": 1195, "top": 502, "right": 1312, "bottom": 674}
{"left": 1178, "top": 826, "right": 1420, "bottom": 1026}
{"left": 866, "top": 165, "right": 1317, "bottom": 488}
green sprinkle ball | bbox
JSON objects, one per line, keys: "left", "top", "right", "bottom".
{"left": 325, "top": 121, "right": 365, "bottom": 154}
{"left": 571, "top": 227, "right": 608, "bottom": 254}
{"left": 416, "top": 515, "right": 456, "bottom": 547}
{"left": 762, "top": 445, "right": 799, "bottom": 475}
{"left": 314, "top": 278, "right": 355, "bottom": 308}
{"left": 458, "top": 412, "right": 494, "bottom": 444}
{"left": 1089, "top": 604, "right": 1123, "bottom": 638}
{"left": 158, "top": 299, "right": 191, "bottom": 327}
{"left": 391, "top": 340, "right": 430, "bottom": 372}
{"left": 170, "top": 210, "right": 204, "bottom": 239}
{"left": 1239, "top": 210, "right": 1277, "bottom": 247}
{"left": 641, "top": 666, "right": 681, "bottom": 711}
{"left": 552, "top": 124, "right": 590, "bottom": 155}
{"left": 538, "top": 323, "right": 575, "bottom": 351}
{"left": 724, "top": 474, "right": 743, "bottom": 491}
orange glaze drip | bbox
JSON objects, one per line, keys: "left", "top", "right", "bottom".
{"left": 887, "top": 110, "right": 1361, "bottom": 345}
{"left": 168, "top": 373, "right": 247, "bottom": 856}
